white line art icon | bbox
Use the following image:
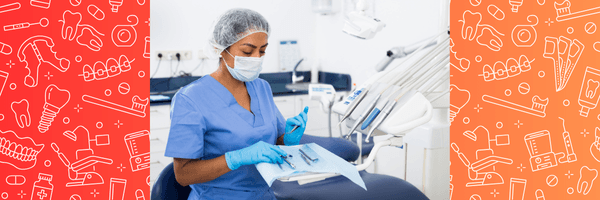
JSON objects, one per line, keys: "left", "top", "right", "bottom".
{"left": 558, "top": 117, "right": 577, "bottom": 163}
{"left": 509, "top": 178, "right": 527, "bottom": 200}
{"left": 5, "top": 174, "right": 26, "bottom": 185}
{"left": 62, "top": 125, "right": 110, "bottom": 147}
{"left": 135, "top": 189, "right": 145, "bottom": 200}
{"left": 509, "top": 0, "right": 523, "bottom": 12}
{"left": 18, "top": 35, "right": 70, "bottom": 87}
{"left": 555, "top": 0, "right": 600, "bottom": 22}
{"left": 87, "top": 5, "right": 105, "bottom": 20}
{"left": 4, "top": 18, "right": 49, "bottom": 31}
{"left": 546, "top": 175, "right": 558, "bottom": 187}
{"left": 487, "top": 5, "right": 505, "bottom": 20}
{"left": 0, "top": 70, "right": 8, "bottom": 97}
{"left": 11, "top": 99, "right": 31, "bottom": 128}
{"left": 543, "top": 36, "right": 584, "bottom": 92}
{"left": 82, "top": 95, "right": 148, "bottom": 118}
{"left": 70, "top": 0, "right": 80, "bottom": 6}
{"left": 578, "top": 67, "right": 600, "bottom": 117}
{"left": 585, "top": 22, "right": 597, "bottom": 34}
{"left": 535, "top": 189, "right": 545, "bottom": 200}
{"left": 460, "top": 10, "right": 505, "bottom": 51}
{"left": 450, "top": 84, "right": 470, "bottom": 122}
{"left": 0, "top": 41, "right": 12, "bottom": 55}
{"left": 109, "top": 0, "right": 122, "bottom": 12}
{"left": 450, "top": 38, "right": 470, "bottom": 72}
{"left": 452, "top": 125, "right": 513, "bottom": 187}
{"left": 112, "top": 15, "right": 138, "bottom": 47}
{"left": 30, "top": 0, "right": 50, "bottom": 9}
{"left": 512, "top": 15, "right": 538, "bottom": 47}
{"left": 59, "top": 10, "right": 105, "bottom": 51}
{"left": 590, "top": 127, "right": 600, "bottom": 162}
{"left": 482, "top": 95, "right": 548, "bottom": 117}
{"left": 594, "top": 42, "right": 600, "bottom": 52}
{"left": 39, "top": 84, "right": 70, "bottom": 133}
{"left": 143, "top": 36, "right": 150, "bottom": 58}
{"left": 470, "top": 0, "right": 481, "bottom": 6}
{"left": 109, "top": 178, "right": 127, "bottom": 200}
{"left": 0, "top": 2, "right": 21, "bottom": 14}
{"left": 31, "top": 173, "right": 53, "bottom": 200}
{"left": 82, "top": 55, "right": 135, "bottom": 82}
{"left": 0, "top": 129, "right": 44, "bottom": 170}
{"left": 51, "top": 141, "right": 113, "bottom": 187}
{"left": 124, "top": 130, "right": 150, "bottom": 172}
{"left": 577, "top": 166, "right": 597, "bottom": 195}
{"left": 524, "top": 129, "right": 575, "bottom": 172}
{"left": 482, "top": 55, "right": 534, "bottom": 81}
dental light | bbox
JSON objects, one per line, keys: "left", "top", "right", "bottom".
{"left": 342, "top": 0, "right": 385, "bottom": 40}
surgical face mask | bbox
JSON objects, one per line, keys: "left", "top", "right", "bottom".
{"left": 222, "top": 50, "right": 263, "bottom": 82}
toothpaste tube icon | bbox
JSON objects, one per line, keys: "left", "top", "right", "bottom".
{"left": 578, "top": 67, "right": 600, "bottom": 117}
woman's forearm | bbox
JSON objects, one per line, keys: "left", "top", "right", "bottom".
{"left": 173, "top": 155, "right": 231, "bottom": 186}
{"left": 276, "top": 135, "right": 285, "bottom": 145}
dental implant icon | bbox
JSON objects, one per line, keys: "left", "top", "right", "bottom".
{"left": 449, "top": 84, "right": 470, "bottom": 122}
{"left": 39, "top": 84, "right": 70, "bottom": 133}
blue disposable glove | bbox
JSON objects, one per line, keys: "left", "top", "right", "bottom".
{"left": 284, "top": 106, "right": 309, "bottom": 146}
{"left": 224, "top": 141, "right": 287, "bottom": 170}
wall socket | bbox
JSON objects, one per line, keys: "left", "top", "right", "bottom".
{"left": 156, "top": 51, "right": 193, "bottom": 60}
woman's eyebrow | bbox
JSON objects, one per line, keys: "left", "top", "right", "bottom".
{"left": 241, "top": 43, "right": 269, "bottom": 48}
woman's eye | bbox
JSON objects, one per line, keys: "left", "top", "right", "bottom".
{"left": 243, "top": 52, "right": 252, "bottom": 55}
{"left": 260, "top": 51, "right": 266, "bottom": 54}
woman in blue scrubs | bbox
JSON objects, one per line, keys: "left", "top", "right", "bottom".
{"left": 165, "top": 8, "right": 308, "bottom": 199}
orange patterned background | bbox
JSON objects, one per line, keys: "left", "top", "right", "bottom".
{"left": 451, "top": 0, "right": 600, "bottom": 199}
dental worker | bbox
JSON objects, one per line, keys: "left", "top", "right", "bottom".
{"left": 164, "top": 8, "right": 309, "bottom": 199}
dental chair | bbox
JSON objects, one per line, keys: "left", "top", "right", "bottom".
{"left": 151, "top": 135, "right": 427, "bottom": 200}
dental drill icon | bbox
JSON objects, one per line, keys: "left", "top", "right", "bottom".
{"left": 11, "top": 99, "right": 31, "bottom": 128}
{"left": 39, "top": 84, "right": 70, "bottom": 133}
{"left": 578, "top": 67, "right": 600, "bottom": 117}
{"left": 450, "top": 84, "right": 470, "bottom": 122}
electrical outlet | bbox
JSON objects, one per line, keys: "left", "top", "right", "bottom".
{"left": 156, "top": 51, "right": 193, "bottom": 60}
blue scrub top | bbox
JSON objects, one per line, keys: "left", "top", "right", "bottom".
{"left": 165, "top": 76, "right": 286, "bottom": 200}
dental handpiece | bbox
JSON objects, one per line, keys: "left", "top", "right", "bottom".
{"left": 338, "top": 88, "right": 370, "bottom": 126}
{"left": 345, "top": 93, "right": 382, "bottom": 140}
{"left": 300, "top": 153, "right": 311, "bottom": 165}
{"left": 365, "top": 100, "right": 397, "bottom": 143}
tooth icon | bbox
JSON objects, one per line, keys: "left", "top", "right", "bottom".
{"left": 577, "top": 166, "right": 598, "bottom": 195}
{"left": 0, "top": 130, "right": 44, "bottom": 170}
{"left": 493, "top": 61, "right": 509, "bottom": 80}
{"left": 586, "top": 79, "right": 599, "bottom": 98}
{"left": 506, "top": 58, "right": 521, "bottom": 77}
{"left": 459, "top": 10, "right": 482, "bottom": 41}
{"left": 11, "top": 99, "right": 31, "bottom": 128}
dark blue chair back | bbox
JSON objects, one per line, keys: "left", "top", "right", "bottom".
{"left": 151, "top": 163, "right": 191, "bottom": 200}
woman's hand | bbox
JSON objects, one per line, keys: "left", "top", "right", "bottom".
{"left": 284, "top": 106, "right": 308, "bottom": 146}
{"left": 224, "top": 141, "right": 287, "bottom": 170}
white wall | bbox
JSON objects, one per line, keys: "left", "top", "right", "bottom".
{"left": 150, "top": 0, "right": 316, "bottom": 78}
{"left": 314, "top": 0, "right": 444, "bottom": 86}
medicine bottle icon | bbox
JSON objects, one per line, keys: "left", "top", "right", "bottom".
{"left": 31, "top": 173, "right": 53, "bottom": 200}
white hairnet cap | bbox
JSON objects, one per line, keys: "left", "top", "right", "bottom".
{"left": 204, "top": 8, "right": 270, "bottom": 59}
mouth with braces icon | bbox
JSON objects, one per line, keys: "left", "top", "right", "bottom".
{"left": 0, "top": 130, "right": 44, "bottom": 170}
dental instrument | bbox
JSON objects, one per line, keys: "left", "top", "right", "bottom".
{"left": 281, "top": 155, "right": 296, "bottom": 169}
{"left": 287, "top": 126, "right": 299, "bottom": 134}
{"left": 300, "top": 153, "right": 311, "bottom": 165}
{"left": 299, "top": 149, "right": 318, "bottom": 162}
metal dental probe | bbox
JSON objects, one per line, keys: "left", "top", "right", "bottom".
{"left": 281, "top": 155, "right": 295, "bottom": 169}
{"left": 338, "top": 87, "right": 370, "bottom": 126}
{"left": 299, "top": 149, "right": 318, "bottom": 162}
{"left": 300, "top": 153, "right": 311, "bottom": 165}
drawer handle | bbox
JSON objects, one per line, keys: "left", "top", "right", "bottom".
{"left": 274, "top": 99, "right": 287, "bottom": 103}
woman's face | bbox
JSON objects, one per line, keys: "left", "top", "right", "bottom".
{"left": 221, "top": 32, "right": 268, "bottom": 69}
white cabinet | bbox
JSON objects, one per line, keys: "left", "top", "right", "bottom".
{"left": 149, "top": 104, "right": 172, "bottom": 187}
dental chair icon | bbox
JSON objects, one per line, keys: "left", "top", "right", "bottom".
{"left": 452, "top": 125, "right": 513, "bottom": 187}
{"left": 51, "top": 126, "right": 112, "bottom": 187}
